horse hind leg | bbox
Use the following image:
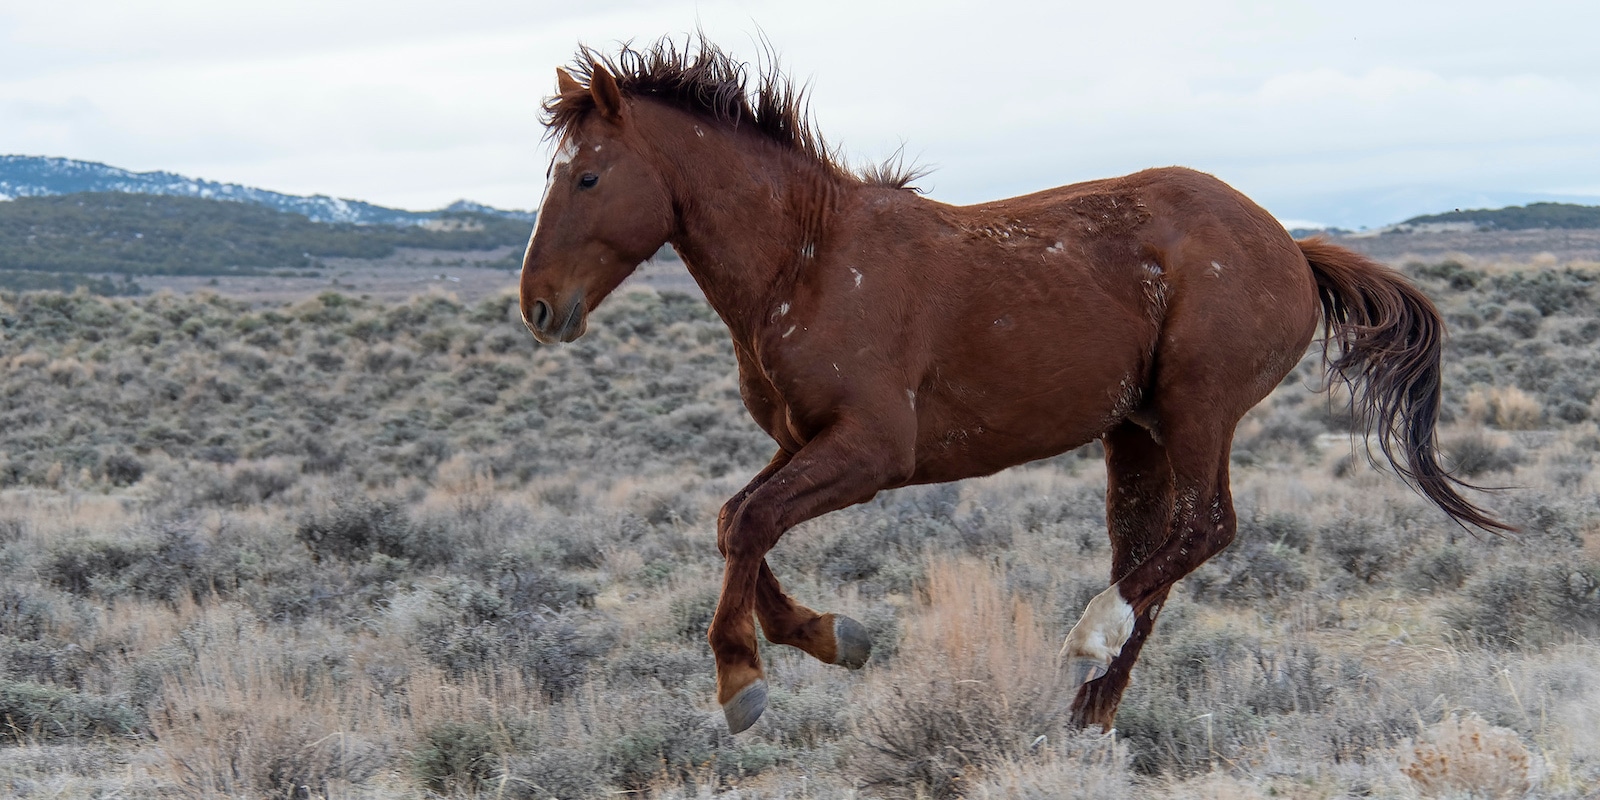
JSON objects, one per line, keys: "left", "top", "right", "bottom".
{"left": 1062, "top": 418, "right": 1238, "bottom": 728}
{"left": 1067, "top": 421, "right": 1174, "bottom": 728}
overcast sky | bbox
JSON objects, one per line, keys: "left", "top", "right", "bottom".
{"left": 2, "top": 0, "right": 1597, "bottom": 228}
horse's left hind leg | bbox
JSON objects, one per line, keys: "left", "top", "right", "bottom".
{"left": 1062, "top": 418, "right": 1238, "bottom": 727}
{"left": 1070, "top": 421, "right": 1173, "bottom": 728}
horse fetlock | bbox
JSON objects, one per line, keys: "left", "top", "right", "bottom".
{"left": 1061, "top": 585, "right": 1136, "bottom": 665}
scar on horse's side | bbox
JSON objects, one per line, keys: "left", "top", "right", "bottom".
{"left": 518, "top": 36, "right": 1512, "bottom": 733}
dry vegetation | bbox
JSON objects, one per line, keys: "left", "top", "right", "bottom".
{"left": 1, "top": 257, "right": 1598, "bottom": 798}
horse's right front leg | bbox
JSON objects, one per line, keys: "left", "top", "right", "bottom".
{"left": 718, "top": 452, "right": 874, "bottom": 668}
{"left": 711, "top": 420, "right": 914, "bottom": 733}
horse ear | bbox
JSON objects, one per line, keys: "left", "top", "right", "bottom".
{"left": 556, "top": 67, "right": 582, "bottom": 95}
{"left": 589, "top": 62, "right": 625, "bottom": 123}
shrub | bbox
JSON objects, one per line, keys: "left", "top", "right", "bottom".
{"left": 601, "top": 689, "right": 725, "bottom": 790}
{"left": 1412, "top": 259, "right": 1482, "bottom": 290}
{"left": 414, "top": 720, "right": 500, "bottom": 794}
{"left": 296, "top": 495, "right": 434, "bottom": 566}
{"left": 101, "top": 452, "right": 145, "bottom": 486}
{"left": 1496, "top": 303, "right": 1541, "bottom": 339}
{"left": 1443, "top": 431, "right": 1522, "bottom": 478}
{"left": 199, "top": 464, "right": 298, "bottom": 506}
{"left": 1186, "top": 538, "right": 1309, "bottom": 602}
{"left": 0, "top": 679, "right": 143, "bottom": 743}
{"left": 857, "top": 560, "right": 1072, "bottom": 798}
{"left": 1449, "top": 329, "right": 1512, "bottom": 357}
{"left": 1557, "top": 318, "right": 1600, "bottom": 346}
{"left": 1323, "top": 517, "right": 1393, "bottom": 584}
{"left": 1401, "top": 545, "right": 1477, "bottom": 593}
{"left": 1447, "top": 560, "right": 1600, "bottom": 648}
{"left": 1398, "top": 713, "right": 1533, "bottom": 799}
{"left": 1488, "top": 268, "right": 1596, "bottom": 316}
{"left": 42, "top": 528, "right": 209, "bottom": 602}
{"left": 502, "top": 745, "right": 604, "bottom": 799}
{"left": 1112, "top": 626, "right": 1265, "bottom": 776}
{"left": 1463, "top": 386, "right": 1544, "bottom": 430}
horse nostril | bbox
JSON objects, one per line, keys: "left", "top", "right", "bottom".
{"left": 532, "top": 299, "right": 552, "bottom": 330}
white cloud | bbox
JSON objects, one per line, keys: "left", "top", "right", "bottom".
{"left": 2, "top": 0, "right": 1598, "bottom": 225}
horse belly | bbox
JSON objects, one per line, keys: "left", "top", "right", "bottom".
{"left": 908, "top": 324, "right": 1150, "bottom": 483}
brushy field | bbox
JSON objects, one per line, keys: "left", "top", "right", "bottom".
{"left": 0, "top": 258, "right": 1598, "bottom": 799}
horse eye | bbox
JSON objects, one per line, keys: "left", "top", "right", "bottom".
{"left": 578, "top": 173, "right": 599, "bottom": 189}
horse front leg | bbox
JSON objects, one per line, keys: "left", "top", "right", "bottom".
{"left": 716, "top": 451, "right": 874, "bottom": 670}
{"left": 711, "top": 420, "right": 914, "bottom": 733}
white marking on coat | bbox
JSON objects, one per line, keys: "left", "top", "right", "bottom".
{"left": 527, "top": 136, "right": 579, "bottom": 253}
{"left": 694, "top": 125, "right": 705, "bottom": 138}
{"left": 778, "top": 302, "right": 790, "bottom": 316}
{"left": 552, "top": 137, "right": 578, "bottom": 167}
{"left": 849, "top": 267, "right": 863, "bottom": 288}
{"left": 1061, "top": 586, "right": 1136, "bottom": 663}
{"left": 1047, "top": 241, "right": 1064, "bottom": 254}
{"left": 1139, "top": 263, "right": 1170, "bottom": 321}
{"left": 782, "top": 325, "right": 796, "bottom": 338}
{"left": 1208, "top": 260, "right": 1225, "bottom": 277}
{"left": 800, "top": 242, "right": 814, "bottom": 259}
{"left": 906, "top": 389, "right": 916, "bottom": 410}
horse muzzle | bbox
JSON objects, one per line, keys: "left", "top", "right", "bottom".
{"left": 522, "top": 294, "right": 588, "bottom": 344}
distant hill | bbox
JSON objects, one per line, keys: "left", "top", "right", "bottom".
{"left": 0, "top": 155, "right": 535, "bottom": 226}
{"left": 0, "top": 192, "right": 531, "bottom": 291}
{"left": 1395, "top": 202, "right": 1600, "bottom": 232}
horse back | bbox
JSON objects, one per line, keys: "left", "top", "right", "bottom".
{"left": 752, "top": 167, "right": 1317, "bottom": 482}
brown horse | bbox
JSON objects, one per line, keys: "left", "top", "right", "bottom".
{"left": 518, "top": 38, "right": 1510, "bottom": 734}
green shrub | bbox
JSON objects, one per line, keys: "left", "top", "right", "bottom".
{"left": 1446, "top": 560, "right": 1600, "bottom": 649}
{"left": 414, "top": 720, "right": 501, "bottom": 794}
{"left": 1401, "top": 545, "right": 1477, "bottom": 593}
{"left": 1443, "top": 432, "right": 1522, "bottom": 478}
{"left": 0, "top": 678, "right": 143, "bottom": 742}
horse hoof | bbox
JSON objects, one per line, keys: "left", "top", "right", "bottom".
{"left": 832, "top": 615, "right": 872, "bottom": 669}
{"left": 722, "top": 679, "right": 768, "bottom": 734}
{"left": 1068, "top": 657, "right": 1108, "bottom": 687}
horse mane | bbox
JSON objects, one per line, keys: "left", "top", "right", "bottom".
{"left": 544, "top": 36, "right": 927, "bottom": 191}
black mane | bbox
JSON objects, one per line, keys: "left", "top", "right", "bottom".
{"left": 544, "top": 36, "right": 925, "bottom": 190}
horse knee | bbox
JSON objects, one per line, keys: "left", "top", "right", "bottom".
{"left": 716, "top": 498, "right": 740, "bottom": 558}
{"left": 723, "top": 503, "right": 781, "bottom": 563}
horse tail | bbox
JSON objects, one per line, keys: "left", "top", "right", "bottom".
{"left": 1298, "top": 236, "right": 1514, "bottom": 533}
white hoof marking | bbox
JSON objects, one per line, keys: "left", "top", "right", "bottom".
{"left": 1061, "top": 586, "right": 1136, "bottom": 665}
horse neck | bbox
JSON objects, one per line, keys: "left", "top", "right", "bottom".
{"left": 640, "top": 105, "right": 843, "bottom": 342}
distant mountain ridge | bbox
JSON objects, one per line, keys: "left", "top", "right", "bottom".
{"left": 1394, "top": 202, "right": 1600, "bottom": 233}
{"left": 0, "top": 155, "right": 535, "bottom": 226}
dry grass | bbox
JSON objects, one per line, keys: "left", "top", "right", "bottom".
{"left": 5, "top": 264, "right": 1600, "bottom": 797}
{"left": 1464, "top": 386, "right": 1546, "bottom": 430}
{"left": 1399, "top": 713, "right": 1535, "bottom": 799}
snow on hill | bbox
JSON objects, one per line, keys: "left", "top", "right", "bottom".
{"left": 0, "top": 155, "right": 535, "bottom": 226}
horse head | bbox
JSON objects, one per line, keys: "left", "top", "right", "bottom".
{"left": 519, "top": 65, "right": 674, "bottom": 343}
